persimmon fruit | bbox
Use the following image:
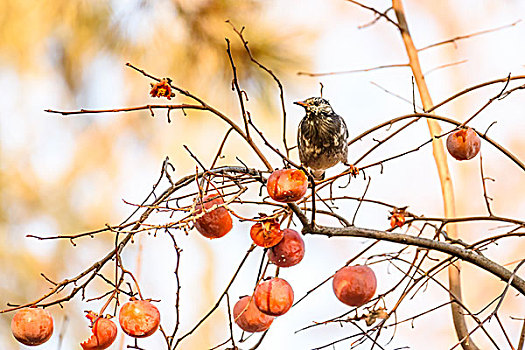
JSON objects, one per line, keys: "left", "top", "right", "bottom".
{"left": 233, "top": 296, "right": 274, "bottom": 333}
{"left": 11, "top": 308, "right": 54, "bottom": 346}
{"left": 446, "top": 128, "right": 481, "bottom": 161}
{"left": 119, "top": 300, "right": 160, "bottom": 338}
{"left": 194, "top": 193, "right": 233, "bottom": 239}
{"left": 250, "top": 219, "right": 284, "bottom": 248}
{"left": 254, "top": 277, "right": 294, "bottom": 316}
{"left": 333, "top": 265, "right": 377, "bottom": 307}
{"left": 267, "top": 169, "right": 308, "bottom": 203}
{"left": 80, "top": 313, "right": 117, "bottom": 350}
{"left": 268, "top": 228, "right": 305, "bottom": 267}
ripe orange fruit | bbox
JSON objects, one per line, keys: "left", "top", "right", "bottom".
{"left": 119, "top": 300, "right": 160, "bottom": 338}
{"left": 268, "top": 228, "right": 305, "bottom": 267}
{"left": 254, "top": 277, "right": 294, "bottom": 316}
{"left": 80, "top": 312, "right": 117, "bottom": 350}
{"left": 194, "top": 193, "right": 233, "bottom": 239}
{"left": 233, "top": 296, "right": 274, "bottom": 333}
{"left": 267, "top": 169, "right": 308, "bottom": 203}
{"left": 250, "top": 219, "right": 284, "bottom": 248}
{"left": 446, "top": 128, "right": 481, "bottom": 161}
{"left": 11, "top": 308, "right": 54, "bottom": 346}
{"left": 333, "top": 265, "right": 377, "bottom": 307}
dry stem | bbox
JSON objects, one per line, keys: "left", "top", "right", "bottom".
{"left": 391, "top": 1, "right": 477, "bottom": 348}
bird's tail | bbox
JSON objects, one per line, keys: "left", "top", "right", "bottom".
{"left": 311, "top": 169, "right": 325, "bottom": 181}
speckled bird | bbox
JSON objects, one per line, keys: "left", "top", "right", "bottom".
{"left": 295, "top": 97, "right": 348, "bottom": 180}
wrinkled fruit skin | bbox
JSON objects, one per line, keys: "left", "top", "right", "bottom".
{"left": 81, "top": 318, "right": 117, "bottom": 350}
{"left": 390, "top": 213, "right": 405, "bottom": 229}
{"left": 254, "top": 277, "right": 294, "bottom": 316}
{"left": 250, "top": 219, "right": 284, "bottom": 248}
{"left": 194, "top": 194, "right": 233, "bottom": 239}
{"left": 446, "top": 128, "right": 481, "bottom": 161}
{"left": 119, "top": 300, "right": 160, "bottom": 338}
{"left": 333, "top": 265, "right": 377, "bottom": 307}
{"left": 267, "top": 169, "right": 308, "bottom": 203}
{"left": 233, "top": 296, "right": 274, "bottom": 333}
{"left": 268, "top": 228, "right": 305, "bottom": 267}
{"left": 11, "top": 308, "right": 54, "bottom": 346}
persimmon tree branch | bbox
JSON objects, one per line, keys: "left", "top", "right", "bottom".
{"left": 429, "top": 75, "right": 525, "bottom": 113}
{"left": 345, "top": 0, "right": 400, "bottom": 29}
{"left": 418, "top": 20, "right": 521, "bottom": 52}
{"left": 227, "top": 22, "right": 291, "bottom": 158}
{"left": 225, "top": 38, "right": 251, "bottom": 139}
{"left": 348, "top": 112, "right": 525, "bottom": 171}
{"left": 125, "top": 62, "right": 274, "bottom": 172}
{"left": 1, "top": 171, "right": 176, "bottom": 313}
{"left": 297, "top": 63, "right": 408, "bottom": 77}
{"left": 303, "top": 224, "right": 525, "bottom": 296}
{"left": 391, "top": 1, "right": 476, "bottom": 348}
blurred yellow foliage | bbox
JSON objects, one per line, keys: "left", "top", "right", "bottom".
{"left": 0, "top": 1, "right": 312, "bottom": 347}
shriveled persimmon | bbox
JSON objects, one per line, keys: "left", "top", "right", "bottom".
{"left": 254, "top": 277, "right": 294, "bottom": 316}
{"left": 267, "top": 169, "right": 308, "bottom": 203}
{"left": 194, "top": 193, "right": 233, "bottom": 239}
{"left": 11, "top": 308, "right": 54, "bottom": 346}
{"left": 333, "top": 265, "right": 377, "bottom": 307}
{"left": 233, "top": 296, "right": 274, "bottom": 333}
{"left": 268, "top": 228, "right": 305, "bottom": 267}
{"left": 446, "top": 127, "right": 481, "bottom": 161}
{"left": 390, "top": 213, "right": 405, "bottom": 228}
{"left": 390, "top": 208, "right": 407, "bottom": 229}
{"left": 250, "top": 218, "right": 284, "bottom": 248}
{"left": 80, "top": 312, "right": 117, "bottom": 350}
{"left": 119, "top": 300, "right": 160, "bottom": 338}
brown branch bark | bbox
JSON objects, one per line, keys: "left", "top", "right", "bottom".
{"left": 391, "top": 1, "right": 478, "bottom": 349}
{"left": 297, "top": 63, "right": 408, "bottom": 77}
{"left": 304, "top": 224, "right": 525, "bottom": 296}
{"left": 124, "top": 62, "right": 274, "bottom": 172}
{"left": 348, "top": 112, "right": 525, "bottom": 172}
{"left": 418, "top": 20, "right": 521, "bottom": 52}
{"left": 518, "top": 318, "right": 525, "bottom": 350}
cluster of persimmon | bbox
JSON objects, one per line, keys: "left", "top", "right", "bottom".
{"left": 193, "top": 168, "right": 377, "bottom": 333}
{"left": 11, "top": 299, "right": 160, "bottom": 349}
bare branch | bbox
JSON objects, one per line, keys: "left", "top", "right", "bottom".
{"left": 345, "top": 0, "right": 401, "bottom": 29}
{"left": 304, "top": 224, "right": 525, "bottom": 296}
{"left": 297, "top": 63, "right": 408, "bottom": 77}
{"left": 419, "top": 20, "right": 522, "bottom": 52}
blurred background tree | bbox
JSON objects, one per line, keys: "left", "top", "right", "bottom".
{"left": 0, "top": 0, "right": 312, "bottom": 347}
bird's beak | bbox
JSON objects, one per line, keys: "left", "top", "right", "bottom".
{"left": 294, "top": 100, "right": 308, "bottom": 107}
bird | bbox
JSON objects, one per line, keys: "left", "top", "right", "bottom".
{"left": 295, "top": 97, "right": 349, "bottom": 180}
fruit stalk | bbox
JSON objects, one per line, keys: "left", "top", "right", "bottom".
{"left": 391, "top": 1, "right": 478, "bottom": 348}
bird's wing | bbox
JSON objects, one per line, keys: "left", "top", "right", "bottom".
{"left": 297, "top": 117, "right": 309, "bottom": 164}
{"left": 338, "top": 113, "right": 349, "bottom": 139}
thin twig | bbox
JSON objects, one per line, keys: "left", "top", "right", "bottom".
{"left": 298, "top": 63, "right": 408, "bottom": 77}
{"left": 351, "top": 176, "right": 372, "bottom": 225}
{"left": 418, "top": 20, "right": 522, "bottom": 52}
{"left": 345, "top": 0, "right": 401, "bottom": 29}
{"left": 225, "top": 38, "right": 251, "bottom": 139}
{"left": 479, "top": 153, "right": 494, "bottom": 216}
{"left": 173, "top": 245, "right": 257, "bottom": 348}
{"left": 228, "top": 22, "right": 290, "bottom": 158}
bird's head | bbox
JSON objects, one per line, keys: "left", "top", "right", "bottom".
{"left": 294, "top": 97, "right": 334, "bottom": 116}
